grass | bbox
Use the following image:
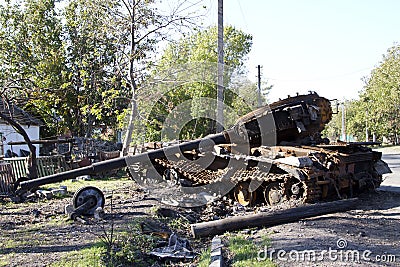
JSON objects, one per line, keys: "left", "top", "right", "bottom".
{"left": 48, "top": 177, "right": 158, "bottom": 266}
{"left": 0, "top": 223, "right": 47, "bottom": 250}
{"left": 45, "top": 214, "right": 73, "bottom": 227}
{"left": 167, "top": 216, "right": 190, "bottom": 232}
{"left": 196, "top": 248, "right": 211, "bottom": 267}
{"left": 42, "top": 175, "right": 136, "bottom": 195}
{"left": 95, "top": 218, "right": 161, "bottom": 267}
{"left": 196, "top": 233, "right": 277, "bottom": 267}
{"left": 228, "top": 234, "right": 276, "bottom": 267}
{"left": 66, "top": 217, "right": 162, "bottom": 267}
{"left": 0, "top": 255, "right": 10, "bottom": 267}
{"left": 2, "top": 173, "right": 160, "bottom": 267}
{"left": 51, "top": 243, "right": 106, "bottom": 267}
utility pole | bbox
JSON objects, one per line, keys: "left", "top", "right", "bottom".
{"left": 216, "top": 0, "right": 224, "bottom": 133}
{"left": 365, "top": 110, "right": 368, "bottom": 142}
{"left": 341, "top": 103, "right": 346, "bottom": 142}
{"left": 257, "top": 65, "right": 262, "bottom": 107}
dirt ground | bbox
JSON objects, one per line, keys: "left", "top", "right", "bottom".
{"left": 0, "top": 177, "right": 188, "bottom": 266}
{"left": 1, "top": 160, "right": 400, "bottom": 266}
{"left": 254, "top": 190, "right": 400, "bottom": 267}
{"left": 1, "top": 185, "right": 400, "bottom": 266}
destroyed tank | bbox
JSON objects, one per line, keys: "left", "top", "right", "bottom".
{"left": 17, "top": 92, "right": 391, "bottom": 209}
{"left": 148, "top": 92, "right": 391, "bottom": 206}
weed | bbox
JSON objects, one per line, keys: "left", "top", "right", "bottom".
{"left": 95, "top": 192, "right": 159, "bottom": 266}
{"left": 196, "top": 248, "right": 211, "bottom": 267}
{"left": 228, "top": 234, "right": 275, "bottom": 267}
{"left": 97, "top": 191, "right": 117, "bottom": 266}
{"left": 167, "top": 216, "right": 190, "bottom": 232}
{"left": 108, "top": 232, "right": 159, "bottom": 266}
{"left": 149, "top": 205, "right": 160, "bottom": 215}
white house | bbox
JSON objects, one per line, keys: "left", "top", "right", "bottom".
{"left": 0, "top": 101, "right": 42, "bottom": 157}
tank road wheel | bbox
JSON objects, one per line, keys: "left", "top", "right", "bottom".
{"left": 73, "top": 186, "right": 105, "bottom": 215}
{"left": 264, "top": 182, "right": 284, "bottom": 205}
{"left": 286, "top": 179, "right": 305, "bottom": 200}
{"left": 234, "top": 182, "right": 256, "bottom": 206}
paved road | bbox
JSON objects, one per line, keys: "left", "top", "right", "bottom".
{"left": 379, "top": 151, "right": 400, "bottom": 192}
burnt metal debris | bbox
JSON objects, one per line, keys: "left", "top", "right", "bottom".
{"left": 11, "top": 92, "right": 391, "bottom": 211}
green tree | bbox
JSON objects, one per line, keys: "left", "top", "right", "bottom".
{"left": 0, "top": 0, "right": 207, "bottom": 146}
{"left": 324, "top": 45, "right": 400, "bottom": 144}
{"left": 0, "top": 0, "right": 65, "bottom": 175}
{"left": 358, "top": 44, "right": 400, "bottom": 143}
{"left": 143, "top": 26, "right": 256, "bottom": 141}
{"left": 62, "top": 0, "right": 125, "bottom": 137}
{"left": 323, "top": 100, "right": 368, "bottom": 142}
{"left": 0, "top": 0, "right": 64, "bottom": 137}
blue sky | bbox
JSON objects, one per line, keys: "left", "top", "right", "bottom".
{"left": 203, "top": 0, "right": 400, "bottom": 101}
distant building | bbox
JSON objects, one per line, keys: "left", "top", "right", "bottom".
{"left": 0, "top": 100, "right": 43, "bottom": 157}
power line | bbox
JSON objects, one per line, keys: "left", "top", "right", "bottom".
{"left": 236, "top": 0, "right": 248, "bottom": 32}
{"left": 265, "top": 67, "right": 374, "bottom": 82}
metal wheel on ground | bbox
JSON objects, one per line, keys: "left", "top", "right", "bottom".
{"left": 73, "top": 186, "right": 105, "bottom": 215}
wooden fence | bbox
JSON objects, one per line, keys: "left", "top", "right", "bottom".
{"left": 3, "top": 155, "right": 70, "bottom": 179}
{"left": 0, "top": 163, "right": 15, "bottom": 196}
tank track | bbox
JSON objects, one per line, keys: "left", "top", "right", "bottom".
{"left": 154, "top": 158, "right": 227, "bottom": 184}
{"left": 153, "top": 158, "right": 322, "bottom": 204}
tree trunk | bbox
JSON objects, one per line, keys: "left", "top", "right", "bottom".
{"left": 121, "top": 2, "right": 138, "bottom": 156}
{"left": 121, "top": 95, "right": 137, "bottom": 156}
{"left": 0, "top": 113, "right": 38, "bottom": 179}
{"left": 191, "top": 198, "right": 359, "bottom": 238}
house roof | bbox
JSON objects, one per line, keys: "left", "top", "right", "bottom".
{"left": 0, "top": 99, "right": 43, "bottom": 126}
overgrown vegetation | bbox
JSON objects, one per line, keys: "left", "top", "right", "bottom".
{"left": 50, "top": 211, "right": 162, "bottom": 266}
{"left": 196, "top": 248, "right": 211, "bottom": 267}
{"left": 100, "top": 227, "right": 160, "bottom": 266}
{"left": 227, "top": 234, "right": 275, "bottom": 267}
{"left": 0, "top": 256, "right": 9, "bottom": 267}
{"left": 0, "top": 0, "right": 271, "bottom": 148}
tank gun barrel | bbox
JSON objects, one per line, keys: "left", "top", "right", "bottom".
{"left": 18, "top": 133, "right": 228, "bottom": 192}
